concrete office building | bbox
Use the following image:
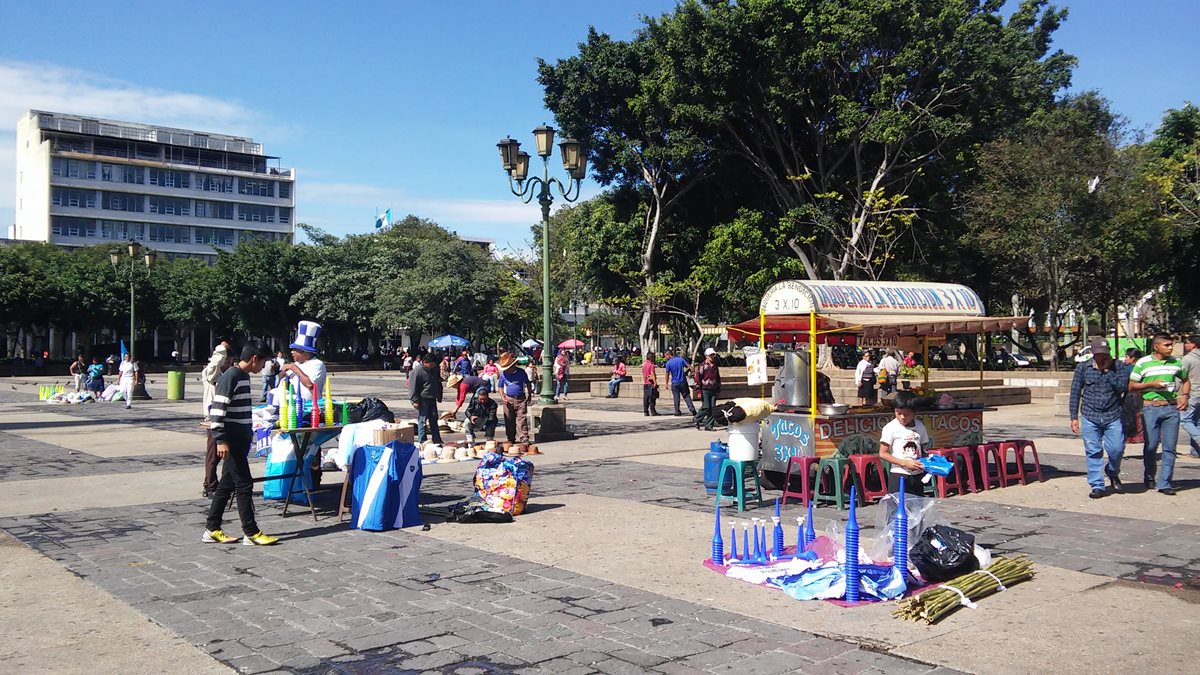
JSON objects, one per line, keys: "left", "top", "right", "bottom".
{"left": 13, "top": 110, "right": 294, "bottom": 261}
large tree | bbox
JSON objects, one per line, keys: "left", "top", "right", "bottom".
{"left": 539, "top": 28, "right": 715, "bottom": 352}
{"left": 966, "top": 92, "right": 1164, "bottom": 367}
{"left": 652, "top": 0, "right": 1074, "bottom": 280}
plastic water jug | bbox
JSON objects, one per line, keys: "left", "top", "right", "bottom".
{"left": 704, "top": 440, "right": 734, "bottom": 494}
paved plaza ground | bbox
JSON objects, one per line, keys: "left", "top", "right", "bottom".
{"left": 0, "top": 371, "right": 1198, "bottom": 674}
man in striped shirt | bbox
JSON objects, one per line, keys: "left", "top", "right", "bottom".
{"left": 203, "top": 342, "right": 279, "bottom": 546}
{"left": 1128, "top": 335, "right": 1190, "bottom": 495}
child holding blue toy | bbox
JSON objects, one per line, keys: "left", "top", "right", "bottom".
{"left": 878, "top": 391, "right": 928, "bottom": 495}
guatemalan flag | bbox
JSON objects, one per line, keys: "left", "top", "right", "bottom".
{"left": 349, "top": 442, "right": 422, "bottom": 531}
{"left": 374, "top": 208, "right": 391, "bottom": 230}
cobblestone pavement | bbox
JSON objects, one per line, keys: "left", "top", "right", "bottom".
{"left": 4, "top": 388, "right": 1200, "bottom": 673}
{"left": 415, "top": 453, "right": 1200, "bottom": 587}
{"left": 0, "top": 502, "right": 951, "bottom": 674}
{"left": 0, "top": 431, "right": 200, "bottom": 482}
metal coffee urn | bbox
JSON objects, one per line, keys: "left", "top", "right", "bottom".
{"left": 772, "top": 349, "right": 812, "bottom": 411}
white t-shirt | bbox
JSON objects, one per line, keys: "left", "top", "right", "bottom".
{"left": 118, "top": 360, "right": 138, "bottom": 383}
{"left": 854, "top": 359, "right": 871, "bottom": 385}
{"left": 879, "top": 418, "right": 929, "bottom": 475}
{"left": 288, "top": 357, "right": 327, "bottom": 401}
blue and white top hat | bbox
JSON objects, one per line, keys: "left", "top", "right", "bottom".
{"left": 289, "top": 320, "right": 322, "bottom": 354}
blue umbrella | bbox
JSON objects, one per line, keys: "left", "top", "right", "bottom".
{"left": 428, "top": 335, "right": 469, "bottom": 349}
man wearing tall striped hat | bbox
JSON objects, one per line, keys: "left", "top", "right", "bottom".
{"left": 279, "top": 320, "right": 327, "bottom": 407}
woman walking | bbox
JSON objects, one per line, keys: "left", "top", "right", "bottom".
{"left": 642, "top": 352, "right": 660, "bottom": 416}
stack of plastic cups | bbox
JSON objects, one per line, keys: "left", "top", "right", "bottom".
{"left": 894, "top": 477, "right": 909, "bottom": 592}
{"left": 711, "top": 504, "right": 724, "bottom": 564}
{"left": 802, "top": 500, "right": 816, "bottom": 551}
{"left": 310, "top": 384, "right": 320, "bottom": 427}
{"left": 844, "top": 486, "right": 861, "bottom": 602}
{"left": 341, "top": 401, "right": 349, "bottom": 425}
{"left": 772, "top": 498, "right": 785, "bottom": 557}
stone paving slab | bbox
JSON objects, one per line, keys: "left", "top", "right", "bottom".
{"left": 0, "top": 502, "right": 947, "bottom": 674}
{"left": 0, "top": 430, "right": 201, "bottom": 482}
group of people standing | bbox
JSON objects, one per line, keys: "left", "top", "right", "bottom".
{"left": 411, "top": 348, "right": 542, "bottom": 455}
{"left": 68, "top": 352, "right": 141, "bottom": 408}
{"left": 1068, "top": 335, "right": 1200, "bottom": 498}
{"left": 606, "top": 348, "right": 724, "bottom": 430}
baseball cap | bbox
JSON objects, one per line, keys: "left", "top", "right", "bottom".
{"left": 1089, "top": 339, "right": 1110, "bottom": 356}
{"left": 704, "top": 348, "right": 716, "bottom": 356}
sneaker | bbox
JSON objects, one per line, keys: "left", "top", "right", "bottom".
{"left": 202, "top": 529, "right": 238, "bottom": 544}
{"left": 1088, "top": 488, "right": 1105, "bottom": 499}
{"left": 1158, "top": 487, "right": 1177, "bottom": 496}
{"left": 243, "top": 531, "right": 279, "bottom": 546}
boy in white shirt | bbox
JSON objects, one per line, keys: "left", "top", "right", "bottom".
{"left": 117, "top": 354, "right": 138, "bottom": 410}
{"left": 878, "top": 390, "right": 927, "bottom": 495}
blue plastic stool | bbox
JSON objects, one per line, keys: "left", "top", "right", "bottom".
{"left": 715, "top": 459, "right": 762, "bottom": 512}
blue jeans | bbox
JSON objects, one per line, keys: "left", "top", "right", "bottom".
{"left": 555, "top": 378, "right": 569, "bottom": 398}
{"left": 1179, "top": 398, "right": 1200, "bottom": 457}
{"left": 608, "top": 377, "right": 622, "bottom": 397}
{"left": 1142, "top": 404, "right": 1180, "bottom": 490}
{"left": 671, "top": 381, "right": 696, "bottom": 415}
{"left": 1080, "top": 417, "right": 1124, "bottom": 490}
{"left": 416, "top": 398, "right": 442, "bottom": 444}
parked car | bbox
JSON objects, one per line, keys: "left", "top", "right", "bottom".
{"left": 993, "top": 349, "right": 1032, "bottom": 368}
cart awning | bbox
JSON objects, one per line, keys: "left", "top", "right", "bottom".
{"left": 728, "top": 314, "right": 1026, "bottom": 342}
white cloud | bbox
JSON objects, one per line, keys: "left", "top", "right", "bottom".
{"left": 301, "top": 181, "right": 554, "bottom": 226}
{"left": 0, "top": 60, "right": 264, "bottom": 137}
{"left": 0, "top": 60, "right": 277, "bottom": 217}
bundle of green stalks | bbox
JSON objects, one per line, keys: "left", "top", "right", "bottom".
{"left": 894, "top": 556, "right": 1034, "bottom": 624}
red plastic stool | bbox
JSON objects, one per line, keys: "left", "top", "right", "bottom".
{"left": 996, "top": 440, "right": 1028, "bottom": 486}
{"left": 926, "top": 447, "right": 974, "bottom": 497}
{"left": 1003, "top": 439, "right": 1044, "bottom": 483}
{"left": 847, "top": 454, "right": 890, "bottom": 503}
{"left": 781, "top": 455, "right": 821, "bottom": 507}
{"left": 970, "top": 442, "right": 1005, "bottom": 490}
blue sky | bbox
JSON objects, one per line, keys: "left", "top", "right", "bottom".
{"left": 1, "top": 0, "right": 1196, "bottom": 253}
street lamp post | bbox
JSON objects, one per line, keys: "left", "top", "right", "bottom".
{"left": 497, "top": 126, "right": 585, "bottom": 405}
{"left": 110, "top": 240, "right": 155, "bottom": 400}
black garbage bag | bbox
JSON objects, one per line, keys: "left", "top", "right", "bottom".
{"left": 450, "top": 495, "right": 514, "bottom": 524}
{"left": 909, "top": 525, "right": 978, "bottom": 582}
{"left": 347, "top": 396, "right": 395, "bottom": 424}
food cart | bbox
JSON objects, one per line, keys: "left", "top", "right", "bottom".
{"left": 727, "top": 280, "right": 1026, "bottom": 484}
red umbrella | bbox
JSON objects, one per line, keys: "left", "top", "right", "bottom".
{"left": 557, "top": 339, "right": 585, "bottom": 349}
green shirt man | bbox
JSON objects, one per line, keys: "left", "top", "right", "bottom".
{"left": 1129, "top": 346, "right": 1189, "bottom": 406}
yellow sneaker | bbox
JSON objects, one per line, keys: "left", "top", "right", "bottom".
{"left": 242, "top": 531, "right": 279, "bottom": 546}
{"left": 202, "top": 529, "right": 237, "bottom": 544}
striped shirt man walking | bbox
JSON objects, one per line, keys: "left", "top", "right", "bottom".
{"left": 203, "top": 342, "right": 280, "bottom": 546}
{"left": 1128, "top": 335, "right": 1191, "bottom": 494}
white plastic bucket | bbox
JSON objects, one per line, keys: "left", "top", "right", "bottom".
{"left": 726, "top": 422, "right": 760, "bottom": 461}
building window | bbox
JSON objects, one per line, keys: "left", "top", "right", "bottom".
{"left": 101, "top": 192, "right": 144, "bottom": 212}
{"left": 195, "top": 200, "right": 234, "bottom": 220}
{"left": 148, "top": 196, "right": 191, "bottom": 216}
{"left": 51, "top": 216, "right": 98, "bottom": 238}
{"left": 52, "top": 188, "right": 97, "bottom": 208}
{"left": 196, "top": 174, "right": 233, "bottom": 193}
{"left": 148, "top": 168, "right": 191, "bottom": 189}
{"left": 238, "top": 178, "right": 274, "bottom": 197}
{"left": 278, "top": 207, "right": 291, "bottom": 224}
{"left": 99, "top": 164, "right": 144, "bottom": 184}
{"left": 237, "top": 204, "right": 274, "bottom": 223}
{"left": 147, "top": 224, "right": 190, "bottom": 243}
{"left": 277, "top": 181, "right": 291, "bottom": 199}
{"left": 67, "top": 159, "right": 95, "bottom": 179}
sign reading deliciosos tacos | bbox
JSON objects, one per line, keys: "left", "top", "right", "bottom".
{"left": 760, "top": 280, "right": 984, "bottom": 317}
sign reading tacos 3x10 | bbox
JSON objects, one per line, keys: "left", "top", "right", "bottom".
{"left": 761, "top": 281, "right": 983, "bottom": 316}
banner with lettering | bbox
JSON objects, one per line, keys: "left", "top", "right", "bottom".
{"left": 760, "top": 280, "right": 984, "bottom": 317}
